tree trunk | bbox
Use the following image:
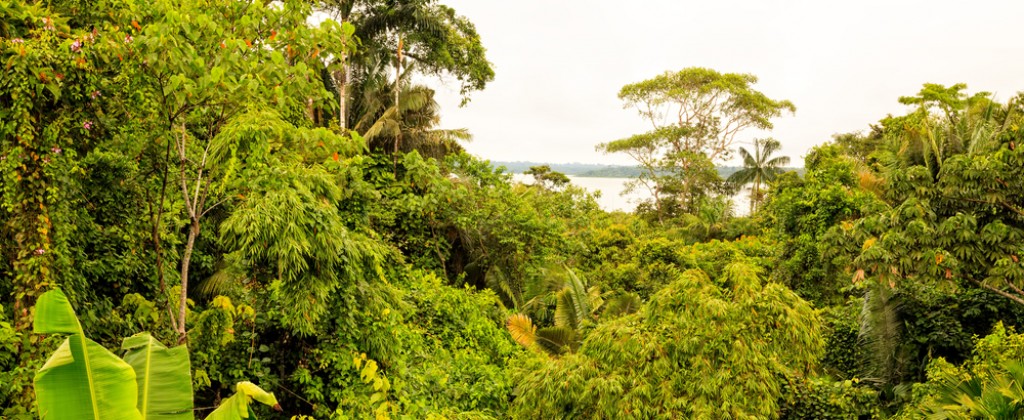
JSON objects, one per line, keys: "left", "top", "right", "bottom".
{"left": 749, "top": 175, "right": 759, "bottom": 215}
{"left": 335, "top": 61, "right": 349, "bottom": 130}
{"left": 393, "top": 37, "right": 403, "bottom": 171}
{"left": 177, "top": 218, "right": 200, "bottom": 344}
{"left": 338, "top": 14, "right": 349, "bottom": 130}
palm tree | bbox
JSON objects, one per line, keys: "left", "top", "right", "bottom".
{"left": 348, "top": 62, "right": 471, "bottom": 159}
{"left": 728, "top": 138, "right": 790, "bottom": 214}
{"left": 315, "top": 0, "right": 494, "bottom": 129}
{"left": 506, "top": 266, "right": 635, "bottom": 356}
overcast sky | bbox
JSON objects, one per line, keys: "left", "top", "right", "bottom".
{"left": 426, "top": 0, "right": 1024, "bottom": 166}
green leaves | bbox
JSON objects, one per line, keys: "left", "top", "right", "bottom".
{"left": 121, "top": 333, "right": 194, "bottom": 420}
{"left": 32, "top": 289, "right": 283, "bottom": 419}
{"left": 513, "top": 256, "right": 824, "bottom": 419}
{"left": 33, "top": 288, "right": 82, "bottom": 335}
{"left": 204, "top": 382, "right": 280, "bottom": 420}
{"left": 33, "top": 289, "right": 142, "bottom": 420}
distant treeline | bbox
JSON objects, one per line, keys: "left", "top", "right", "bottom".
{"left": 493, "top": 161, "right": 804, "bottom": 178}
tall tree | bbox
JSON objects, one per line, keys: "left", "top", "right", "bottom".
{"left": 524, "top": 165, "right": 570, "bottom": 190}
{"left": 727, "top": 138, "right": 790, "bottom": 213}
{"left": 128, "top": 0, "right": 355, "bottom": 342}
{"left": 598, "top": 67, "right": 795, "bottom": 219}
{"left": 316, "top": 0, "right": 495, "bottom": 128}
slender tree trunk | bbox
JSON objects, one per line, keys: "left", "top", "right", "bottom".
{"left": 338, "top": 66, "right": 347, "bottom": 130}
{"left": 749, "top": 174, "right": 759, "bottom": 215}
{"left": 178, "top": 218, "right": 199, "bottom": 343}
{"left": 150, "top": 138, "right": 178, "bottom": 332}
{"left": 337, "top": 13, "right": 349, "bottom": 130}
{"left": 393, "top": 37, "right": 403, "bottom": 172}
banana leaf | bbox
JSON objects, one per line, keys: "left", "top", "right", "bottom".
{"left": 121, "top": 333, "right": 194, "bottom": 419}
{"left": 33, "top": 289, "right": 142, "bottom": 420}
{"left": 205, "top": 381, "right": 281, "bottom": 420}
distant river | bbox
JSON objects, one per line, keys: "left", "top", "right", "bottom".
{"left": 512, "top": 174, "right": 751, "bottom": 216}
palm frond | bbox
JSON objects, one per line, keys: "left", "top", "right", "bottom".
{"left": 506, "top": 313, "right": 537, "bottom": 349}
{"left": 535, "top": 326, "right": 576, "bottom": 356}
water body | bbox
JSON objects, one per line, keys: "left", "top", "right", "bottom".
{"left": 512, "top": 174, "right": 751, "bottom": 216}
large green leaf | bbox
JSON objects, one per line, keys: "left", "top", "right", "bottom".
{"left": 205, "top": 381, "right": 281, "bottom": 420}
{"left": 33, "top": 289, "right": 142, "bottom": 420}
{"left": 121, "top": 333, "right": 194, "bottom": 419}
{"left": 33, "top": 287, "right": 81, "bottom": 335}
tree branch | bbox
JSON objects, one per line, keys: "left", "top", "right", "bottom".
{"left": 967, "top": 276, "right": 1024, "bottom": 306}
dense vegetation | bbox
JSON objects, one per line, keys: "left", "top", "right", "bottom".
{"left": 3, "top": 0, "right": 1024, "bottom": 419}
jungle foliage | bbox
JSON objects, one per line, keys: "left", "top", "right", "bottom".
{"left": 3, "top": 0, "right": 1024, "bottom": 418}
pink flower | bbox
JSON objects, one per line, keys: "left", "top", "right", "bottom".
{"left": 34, "top": 248, "right": 45, "bottom": 255}
{"left": 83, "top": 121, "right": 93, "bottom": 130}
{"left": 71, "top": 40, "right": 82, "bottom": 52}
{"left": 91, "top": 90, "right": 101, "bottom": 99}
{"left": 51, "top": 146, "right": 62, "bottom": 154}
{"left": 124, "top": 34, "right": 133, "bottom": 43}
{"left": 11, "top": 38, "right": 24, "bottom": 44}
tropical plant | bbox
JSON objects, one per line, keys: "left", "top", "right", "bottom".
{"left": 127, "top": 0, "right": 357, "bottom": 343}
{"left": 204, "top": 382, "right": 281, "bottom": 420}
{"left": 831, "top": 126, "right": 1024, "bottom": 307}
{"left": 121, "top": 333, "right": 194, "bottom": 420}
{"left": 349, "top": 65, "right": 471, "bottom": 159}
{"left": 31, "top": 288, "right": 284, "bottom": 420}
{"left": 507, "top": 266, "right": 606, "bottom": 356}
{"left": 316, "top": 0, "right": 494, "bottom": 128}
{"left": 34, "top": 289, "right": 143, "bottom": 420}
{"left": 728, "top": 137, "right": 790, "bottom": 213}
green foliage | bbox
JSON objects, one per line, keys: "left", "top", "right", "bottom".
{"left": 778, "top": 376, "right": 880, "bottom": 419}
{"left": 13, "top": 0, "right": 1024, "bottom": 418}
{"left": 762, "top": 143, "right": 883, "bottom": 306}
{"left": 820, "top": 301, "right": 865, "bottom": 379}
{"left": 218, "top": 131, "right": 387, "bottom": 335}
{"left": 512, "top": 259, "right": 824, "bottom": 419}
{"left": 290, "top": 270, "right": 515, "bottom": 418}
{"left": 832, "top": 125, "right": 1024, "bottom": 306}
{"left": 898, "top": 323, "right": 1024, "bottom": 419}
{"left": 334, "top": 0, "right": 495, "bottom": 100}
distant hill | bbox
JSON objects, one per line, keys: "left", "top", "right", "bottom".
{"left": 492, "top": 161, "right": 803, "bottom": 178}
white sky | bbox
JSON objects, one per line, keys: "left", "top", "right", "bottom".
{"left": 428, "top": 0, "right": 1024, "bottom": 166}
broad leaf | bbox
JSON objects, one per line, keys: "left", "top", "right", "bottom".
{"left": 33, "top": 289, "right": 142, "bottom": 420}
{"left": 205, "top": 381, "right": 280, "bottom": 420}
{"left": 33, "top": 288, "right": 81, "bottom": 335}
{"left": 121, "top": 333, "right": 194, "bottom": 419}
